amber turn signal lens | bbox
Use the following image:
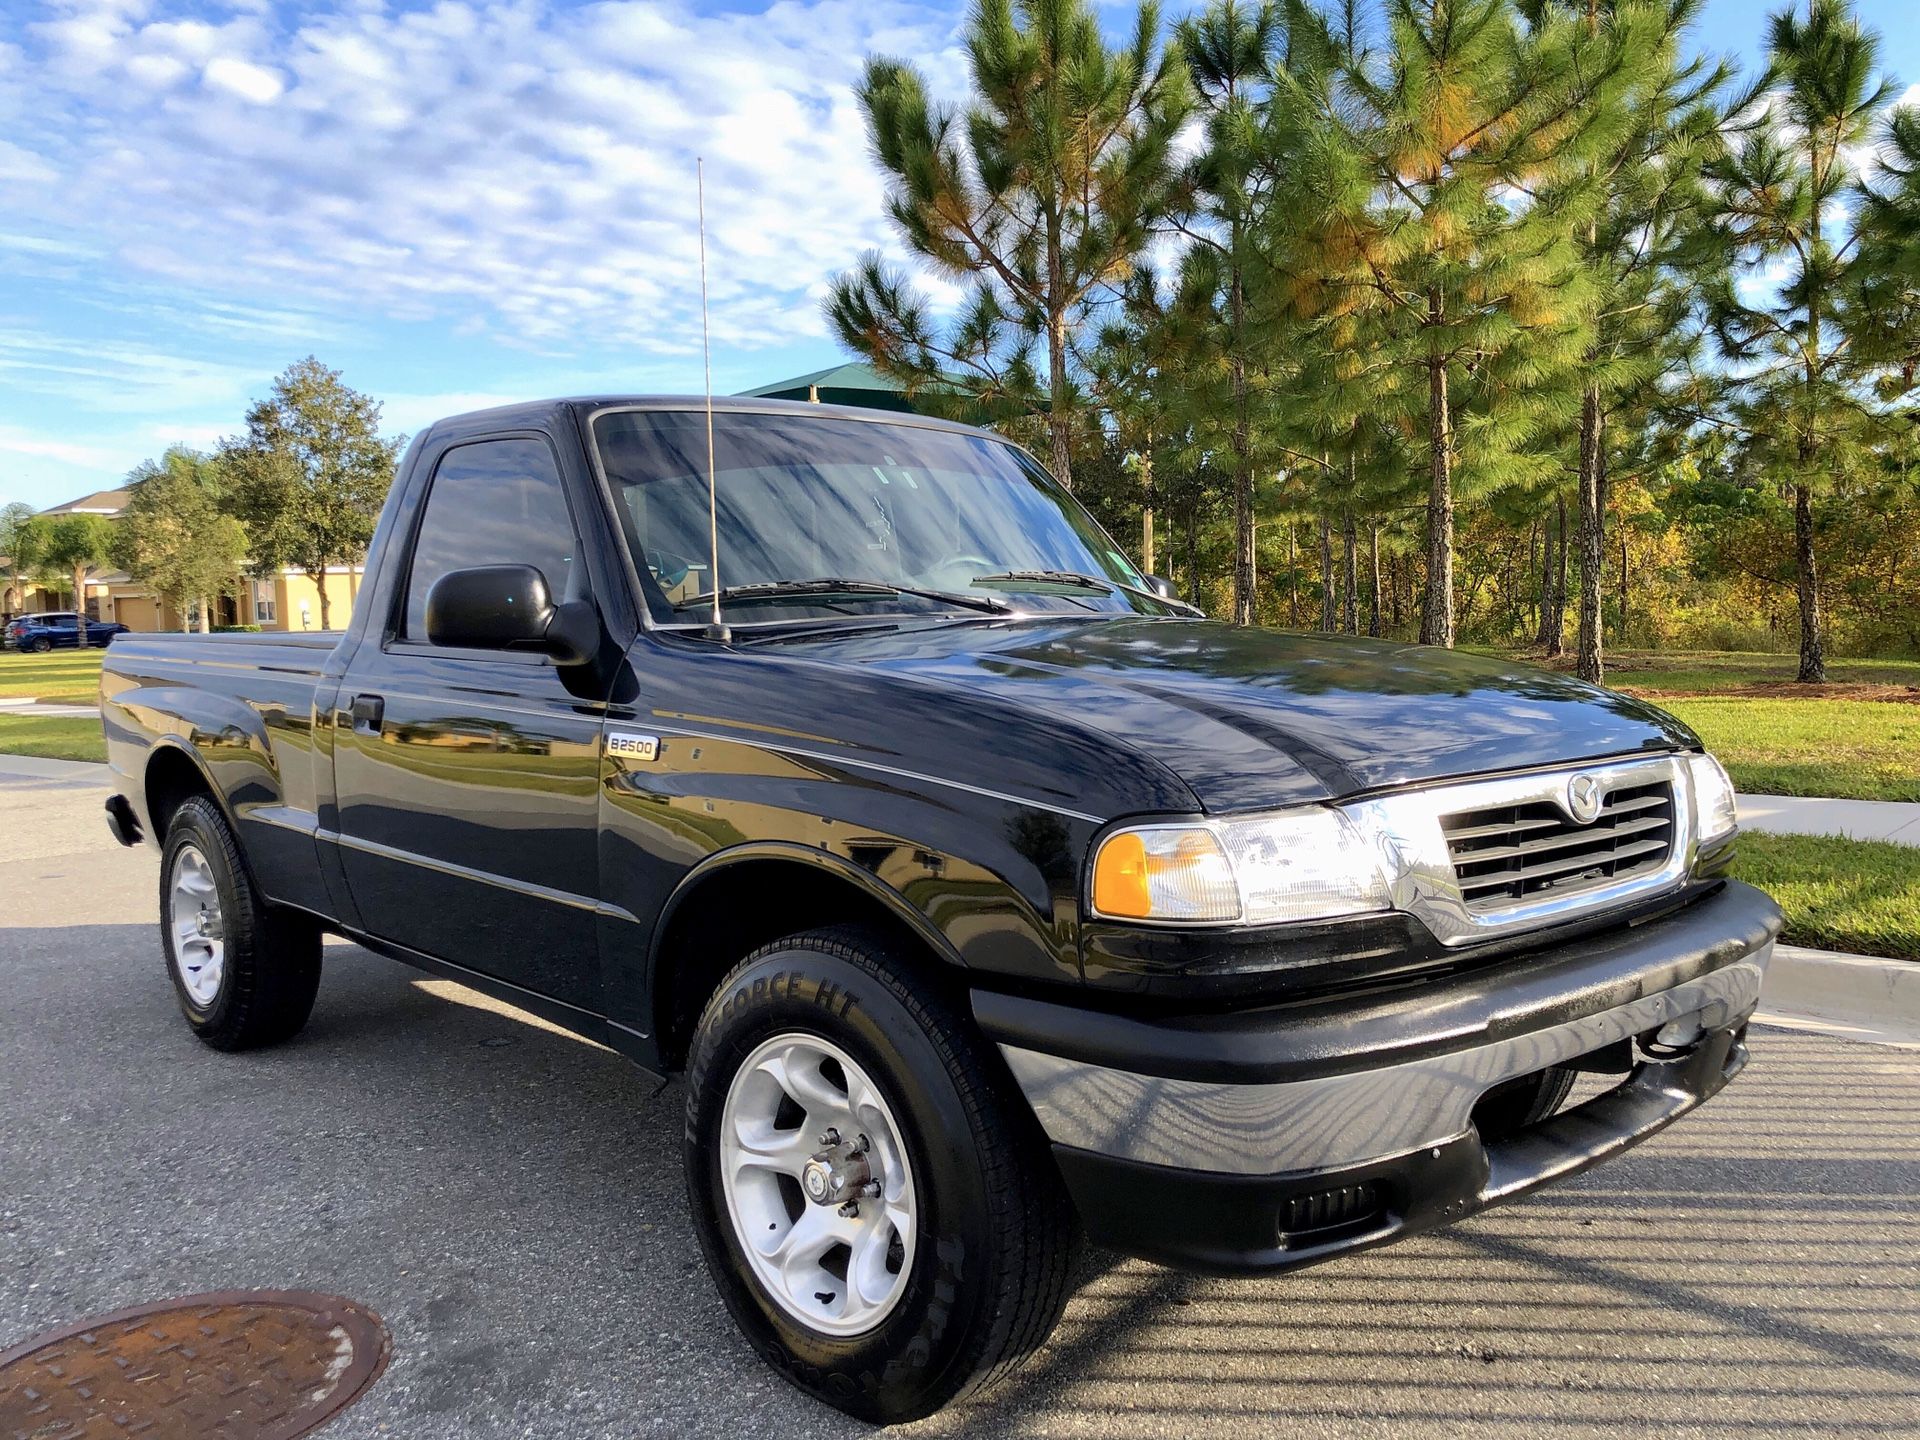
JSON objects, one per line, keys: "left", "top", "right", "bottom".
{"left": 1089, "top": 826, "right": 1239, "bottom": 922}
{"left": 1091, "top": 831, "right": 1151, "bottom": 917}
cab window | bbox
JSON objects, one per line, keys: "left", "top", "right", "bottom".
{"left": 401, "top": 437, "right": 578, "bottom": 640}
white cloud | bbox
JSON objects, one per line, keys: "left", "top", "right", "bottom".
{"left": 3, "top": 0, "right": 965, "bottom": 356}
{"left": 0, "top": 140, "right": 56, "bottom": 184}
{"left": 202, "top": 54, "right": 283, "bottom": 103}
{"left": 0, "top": 425, "right": 124, "bottom": 471}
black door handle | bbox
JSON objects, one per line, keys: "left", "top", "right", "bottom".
{"left": 349, "top": 694, "right": 385, "bottom": 735}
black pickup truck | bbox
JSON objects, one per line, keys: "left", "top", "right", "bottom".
{"left": 101, "top": 396, "right": 1781, "bottom": 1422}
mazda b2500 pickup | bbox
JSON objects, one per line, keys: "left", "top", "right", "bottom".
{"left": 100, "top": 396, "right": 1781, "bottom": 1421}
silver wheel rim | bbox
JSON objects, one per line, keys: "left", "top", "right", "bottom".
{"left": 169, "top": 843, "right": 226, "bottom": 1007}
{"left": 719, "top": 1032, "right": 918, "bottom": 1337}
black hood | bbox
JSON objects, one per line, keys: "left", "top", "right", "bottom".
{"left": 759, "top": 617, "right": 1697, "bottom": 813}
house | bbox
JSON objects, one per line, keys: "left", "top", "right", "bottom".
{"left": 7, "top": 484, "right": 365, "bottom": 634}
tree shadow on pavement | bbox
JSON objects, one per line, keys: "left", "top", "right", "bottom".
{"left": 2, "top": 927, "right": 1915, "bottom": 1440}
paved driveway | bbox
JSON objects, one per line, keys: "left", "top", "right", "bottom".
{"left": 2, "top": 769, "right": 1917, "bottom": 1438}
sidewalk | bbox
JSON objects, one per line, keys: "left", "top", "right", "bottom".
{"left": 0, "top": 754, "right": 109, "bottom": 785}
{"left": 1736, "top": 792, "right": 1920, "bottom": 844}
{"left": 0, "top": 696, "right": 100, "bottom": 718}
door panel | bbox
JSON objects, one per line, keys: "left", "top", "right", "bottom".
{"left": 331, "top": 650, "right": 604, "bottom": 1008}
{"left": 330, "top": 431, "right": 607, "bottom": 1011}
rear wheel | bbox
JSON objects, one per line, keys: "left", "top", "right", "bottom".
{"left": 684, "top": 927, "right": 1078, "bottom": 1422}
{"left": 160, "top": 795, "right": 322, "bottom": 1050}
{"left": 29, "top": 636, "right": 50, "bottom": 653}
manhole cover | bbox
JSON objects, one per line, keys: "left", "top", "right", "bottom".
{"left": 0, "top": 1290, "right": 389, "bottom": 1440}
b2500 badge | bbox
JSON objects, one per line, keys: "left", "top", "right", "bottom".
{"left": 607, "top": 732, "right": 660, "bottom": 762}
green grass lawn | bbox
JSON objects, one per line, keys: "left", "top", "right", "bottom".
{"left": 0, "top": 650, "right": 107, "bottom": 762}
{"left": 1482, "top": 646, "right": 1920, "bottom": 801}
{"left": 1656, "top": 697, "right": 1920, "bottom": 803}
{"left": 0, "top": 714, "right": 105, "bottom": 762}
{"left": 1735, "top": 832, "right": 1920, "bottom": 962}
{"left": 0, "top": 648, "right": 106, "bottom": 704}
{"left": 1601, "top": 649, "right": 1920, "bottom": 692}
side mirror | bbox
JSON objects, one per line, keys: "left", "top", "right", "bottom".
{"left": 1143, "top": 574, "right": 1180, "bottom": 602}
{"left": 424, "top": 565, "right": 597, "bottom": 665}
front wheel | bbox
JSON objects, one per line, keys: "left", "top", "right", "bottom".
{"left": 684, "top": 928, "right": 1078, "bottom": 1422}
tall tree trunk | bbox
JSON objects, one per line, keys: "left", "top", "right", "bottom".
{"left": 1534, "top": 507, "right": 1558, "bottom": 650}
{"left": 1139, "top": 437, "right": 1155, "bottom": 575}
{"left": 1318, "top": 513, "right": 1334, "bottom": 632}
{"left": 1618, "top": 533, "right": 1629, "bottom": 638}
{"left": 1287, "top": 524, "right": 1300, "bottom": 628}
{"left": 1526, "top": 521, "right": 1540, "bottom": 634}
{"left": 197, "top": 596, "right": 211, "bottom": 635}
{"left": 311, "top": 567, "right": 332, "bottom": 631}
{"left": 1185, "top": 504, "right": 1198, "bottom": 610}
{"left": 1367, "top": 522, "right": 1382, "bottom": 638}
{"left": 1047, "top": 306, "right": 1072, "bottom": 490}
{"left": 1793, "top": 483, "right": 1825, "bottom": 682}
{"left": 1229, "top": 267, "right": 1254, "bottom": 626}
{"left": 1796, "top": 111, "right": 1827, "bottom": 683}
{"left": 1575, "top": 385, "right": 1607, "bottom": 683}
{"left": 1341, "top": 507, "right": 1358, "bottom": 634}
{"left": 1420, "top": 296, "right": 1454, "bottom": 647}
{"left": 1544, "top": 494, "right": 1568, "bottom": 658}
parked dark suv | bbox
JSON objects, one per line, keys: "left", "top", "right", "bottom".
{"left": 100, "top": 397, "right": 1781, "bottom": 1422}
{"left": 8, "top": 611, "right": 128, "bottom": 652}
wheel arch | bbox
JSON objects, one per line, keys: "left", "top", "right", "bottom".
{"left": 648, "top": 843, "right": 967, "bottom": 1070}
{"left": 143, "top": 739, "right": 230, "bottom": 841}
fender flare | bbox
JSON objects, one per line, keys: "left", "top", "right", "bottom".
{"left": 644, "top": 840, "right": 970, "bottom": 981}
{"left": 141, "top": 735, "right": 242, "bottom": 834}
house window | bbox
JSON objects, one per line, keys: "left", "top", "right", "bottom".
{"left": 253, "top": 582, "right": 277, "bottom": 624}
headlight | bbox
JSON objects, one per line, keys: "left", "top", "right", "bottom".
{"left": 1089, "top": 808, "right": 1392, "bottom": 926}
{"left": 1687, "top": 752, "right": 1738, "bottom": 845}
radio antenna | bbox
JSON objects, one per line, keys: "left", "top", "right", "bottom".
{"left": 697, "top": 156, "right": 730, "bottom": 642}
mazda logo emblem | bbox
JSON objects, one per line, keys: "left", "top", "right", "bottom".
{"left": 1567, "top": 774, "right": 1603, "bottom": 824}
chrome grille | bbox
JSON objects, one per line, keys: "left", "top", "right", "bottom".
{"left": 1440, "top": 779, "right": 1677, "bottom": 914}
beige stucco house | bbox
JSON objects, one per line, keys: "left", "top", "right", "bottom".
{"left": 6, "top": 485, "right": 366, "bottom": 634}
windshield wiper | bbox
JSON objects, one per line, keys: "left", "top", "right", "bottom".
{"left": 970, "top": 570, "right": 1203, "bottom": 616}
{"left": 672, "top": 578, "right": 1012, "bottom": 616}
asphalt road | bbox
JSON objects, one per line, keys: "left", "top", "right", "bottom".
{"left": 3, "top": 767, "right": 1917, "bottom": 1439}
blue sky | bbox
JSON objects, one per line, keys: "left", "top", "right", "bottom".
{"left": 2, "top": 0, "right": 1915, "bottom": 511}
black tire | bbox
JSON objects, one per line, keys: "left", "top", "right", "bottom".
{"left": 29, "top": 637, "right": 50, "bottom": 653}
{"left": 684, "top": 927, "right": 1079, "bottom": 1423}
{"left": 159, "top": 794, "right": 322, "bottom": 1050}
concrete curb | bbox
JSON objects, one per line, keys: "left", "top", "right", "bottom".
{"left": 1758, "top": 943, "right": 1920, "bottom": 1050}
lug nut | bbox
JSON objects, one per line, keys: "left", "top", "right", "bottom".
{"left": 838, "top": 1201, "right": 861, "bottom": 1219}
{"left": 818, "top": 1127, "right": 840, "bottom": 1148}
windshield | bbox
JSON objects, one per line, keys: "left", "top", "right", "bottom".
{"left": 590, "top": 408, "right": 1170, "bottom": 625}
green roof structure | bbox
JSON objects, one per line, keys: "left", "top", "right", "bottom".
{"left": 737, "top": 362, "right": 921, "bottom": 413}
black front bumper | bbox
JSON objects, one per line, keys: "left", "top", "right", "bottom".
{"left": 975, "top": 880, "right": 1782, "bottom": 1274}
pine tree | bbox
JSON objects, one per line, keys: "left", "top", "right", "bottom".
{"left": 825, "top": 0, "right": 1191, "bottom": 490}
{"left": 1175, "top": 0, "right": 1286, "bottom": 624}
{"left": 1270, "top": 0, "right": 1633, "bottom": 646}
{"left": 1521, "top": 0, "right": 1731, "bottom": 683}
{"left": 1705, "top": 0, "right": 1892, "bottom": 682}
